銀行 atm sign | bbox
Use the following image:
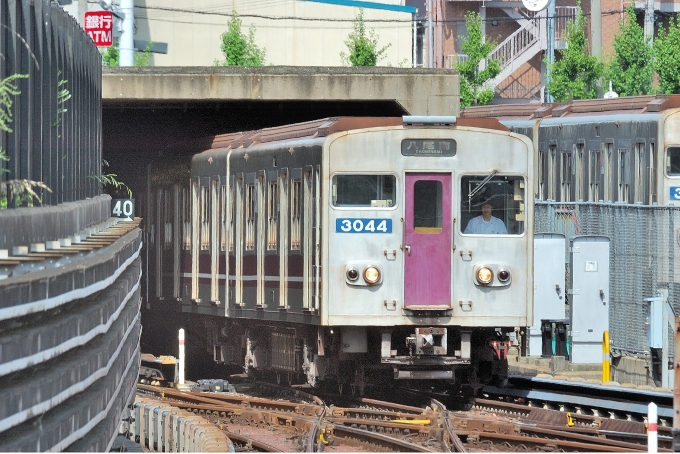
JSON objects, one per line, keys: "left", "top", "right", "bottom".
{"left": 84, "top": 11, "right": 113, "bottom": 47}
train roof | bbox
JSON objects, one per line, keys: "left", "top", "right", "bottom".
{"left": 459, "top": 95, "right": 680, "bottom": 121}
{"left": 205, "top": 116, "right": 510, "bottom": 152}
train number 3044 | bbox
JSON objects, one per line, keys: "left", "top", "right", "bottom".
{"left": 336, "top": 218, "right": 392, "bottom": 233}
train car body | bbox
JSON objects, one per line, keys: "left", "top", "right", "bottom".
{"left": 180, "top": 116, "right": 534, "bottom": 394}
{"left": 460, "top": 95, "right": 680, "bottom": 206}
{"left": 461, "top": 96, "right": 680, "bottom": 380}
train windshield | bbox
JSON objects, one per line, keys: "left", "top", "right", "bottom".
{"left": 460, "top": 175, "right": 525, "bottom": 235}
{"left": 667, "top": 147, "right": 680, "bottom": 175}
{"left": 332, "top": 174, "right": 396, "bottom": 207}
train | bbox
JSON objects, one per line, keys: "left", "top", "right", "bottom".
{"left": 459, "top": 95, "right": 680, "bottom": 207}
{"left": 144, "top": 116, "right": 534, "bottom": 396}
{"left": 143, "top": 94, "right": 680, "bottom": 394}
{"left": 460, "top": 95, "right": 680, "bottom": 376}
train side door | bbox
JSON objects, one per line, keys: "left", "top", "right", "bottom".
{"left": 403, "top": 173, "right": 452, "bottom": 308}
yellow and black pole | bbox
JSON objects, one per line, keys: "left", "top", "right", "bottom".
{"left": 602, "top": 330, "right": 610, "bottom": 383}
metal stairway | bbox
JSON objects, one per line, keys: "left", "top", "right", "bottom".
{"left": 486, "top": 9, "right": 546, "bottom": 89}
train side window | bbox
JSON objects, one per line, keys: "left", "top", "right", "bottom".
{"left": 538, "top": 150, "right": 547, "bottom": 200}
{"left": 575, "top": 145, "right": 584, "bottom": 201}
{"left": 331, "top": 174, "right": 396, "bottom": 207}
{"left": 200, "top": 186, "right": 210, "bottom": 250}
{"left": 291, "top": 179, "right": 301, "bottom": 250}
{"left": 618, "top": 149, "right": 630, "bottom": 203}
{"left": 267, "top": 180, "right": 278, "bottom": 250}
{"left": 245, "top": 183, "right": 256, "bottom": 251}
{"left": 182, "top": 187, "right": 191, "bottom": 250}
{"left": 547, "top": 146, "right": 556, "bottom": 200}
{"left": 560, "top": 150, "right": 572, "bottom": 202}
{"left": 228, "top": 184, "right": 235, "bottom": 252}
{"left": 220, "top": 185, "right": 227, "bottom": 251}
{"left": 667, "top": 147, "right": 680, "bottom": 176}
{"left": 460, "top": 175, "right": 525, "bottom": 235}
{"left": 413, "top": 180, "right": 442, "bottom": 233}
{"left": 588, "top": 150, "right": 601, "bottom": 202}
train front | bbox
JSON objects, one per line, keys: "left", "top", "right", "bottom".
{"left": 320, "top": 117, "right": 534, "bottom": 393}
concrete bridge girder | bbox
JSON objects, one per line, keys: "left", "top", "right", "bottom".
{"left": 103, "top": 67, "right": 460, "bottom": 117}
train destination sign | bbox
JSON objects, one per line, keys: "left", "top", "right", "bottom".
{"left": 401, "top": 139, "right": 456, "bottom": 156}
{"left": 84, "top": 11, "right": 114, "bottom": 47}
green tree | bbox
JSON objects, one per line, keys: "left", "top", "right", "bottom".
{"left": 545, "top": 6, "right": 603, "bottom": 101}
{"left": 456, "top": 11, "right": 500, "bottom": 107}
{"left": 654, "top": 15, "right": 680, "bottom": 94}
{"left": 605, "top": 7, "right": 653, "bottom": 96}
{"left": 216, "top": 12, "right": 266, "bottom": 66}
{"left": 340, "top": 8, "right": 391, "bottom": 66}
{"left": 101, "top": 39, "right": 154, "bottom": 66}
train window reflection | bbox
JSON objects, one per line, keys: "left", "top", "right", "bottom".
{"left": 414, "top": 180, "right": 442, "bottom": 233}
{"left": 667, "top": 147, "right": 680, "bottom": 176}
{"left": 332, "top": 174, "right": 396, "bottom": 207}
{"left": 461, "top": 175, "right": 525, "bottom": 235}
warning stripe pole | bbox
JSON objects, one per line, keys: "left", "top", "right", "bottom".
{"left": 649, "top": 402, "right": 657, "bottom": 453}
{"left": 179, "top": 328, "right": 185, "bottom": 385}
{"left": 602, "top": 330, "right": 610, "bottom": 383}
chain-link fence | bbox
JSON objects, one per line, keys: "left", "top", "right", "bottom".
{"left": 535, "top": 201, "right": 680, "bottom": 356}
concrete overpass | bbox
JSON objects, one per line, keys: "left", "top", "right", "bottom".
{"left": 102, "top": 66, "right": 459, "bottom": 194}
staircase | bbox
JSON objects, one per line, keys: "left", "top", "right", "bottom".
{"left": 487, "top": 9, "right": 546, "bottom": 89}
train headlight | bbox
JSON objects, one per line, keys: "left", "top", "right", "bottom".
{"left": 497, "top": 268, "right": 511, "bottom": 283}
{"left": 476, "top": 267, "right": 493, "bottom": 285}
{"left": 363, "top": 266, "right": 381, "bottom": 285}
{"left": 346, "top": 267, "right": 360, "bottom": 282}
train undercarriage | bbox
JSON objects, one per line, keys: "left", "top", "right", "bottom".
{"left": 211, "top": 320, "right": 512, "bottom": 396}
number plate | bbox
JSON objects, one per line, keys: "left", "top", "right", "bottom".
{"left": 112, "top": 199, "right": 135, "bottom": 220}
{"left": 671, "top": 187, "right": 680, "bottom": 201}
{"left": 336, "top": 218, "right": 392, "bottom": 233}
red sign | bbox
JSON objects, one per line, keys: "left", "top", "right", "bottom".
{"left": 84, "top": 11, "right": 113, "bottom": 47}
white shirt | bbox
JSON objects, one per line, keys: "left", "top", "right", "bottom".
{"left": 464, "top": 215, "right": 508, "bottom": 234}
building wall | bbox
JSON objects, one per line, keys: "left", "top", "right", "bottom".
{"left": 80, "top": 0, "right": 414, "bottom": 67}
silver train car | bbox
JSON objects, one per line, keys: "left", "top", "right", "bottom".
{"left": 460, "top": 95, "right": 680, "bottom": 206}
{"left": 151, "top": 116, "right": 535, "bottom": 395}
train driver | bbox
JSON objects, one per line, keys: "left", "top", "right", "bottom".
{"left": 464, "top": 200, "right": 507, "bottom": 234}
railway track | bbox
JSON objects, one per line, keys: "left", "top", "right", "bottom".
{"left": 130, "top": 382, "right": 667, "bottom": 452}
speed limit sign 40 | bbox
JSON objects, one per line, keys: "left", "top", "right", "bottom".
{"left": 113, "top": 199, "right": 135, "bottom": 221}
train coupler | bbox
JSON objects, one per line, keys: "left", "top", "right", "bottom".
{"left": 488, "top": 339, "right": 512, "bottom": 360}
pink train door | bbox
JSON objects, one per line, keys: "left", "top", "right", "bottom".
{"left": 404, "top": 173, "right": 452, "bottom": 308}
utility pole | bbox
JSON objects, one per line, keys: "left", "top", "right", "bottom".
{"left": 545, "top": 0, "right": 555, "bottom": 102}
{"left": 428, "top": 0, "right": 434, "bottom": 68}
{"left": 119, "top": 0, "right": 134, "bottom": 66}
{"left": 644, "top": 0, "right": 655, "bottom": 44}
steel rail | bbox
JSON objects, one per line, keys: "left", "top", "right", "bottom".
{"left": 431, "top": 399, "right": 466, "bottom": 453}
{"left": 329, "top": 423, "right": 436, "bottom": 452}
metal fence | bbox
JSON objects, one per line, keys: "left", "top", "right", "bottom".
{"left": 0, "top": 0, "right": 102, "bottom": 207}
{"left": 535, "top": 201, "right": 679, "bottom": 356}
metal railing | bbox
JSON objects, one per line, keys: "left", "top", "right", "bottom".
{"left": 488, "top": 18, "right": 543, "bottom": 77}
{"left": 0, "top": 0, "right": 102, "bottom": 208}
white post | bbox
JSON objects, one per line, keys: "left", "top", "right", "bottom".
{"left": 119, "top": 0, "right": 134, "bottom": 66}
{"left": 648, "top": 402, "right": 658, "bottom": 453}
{"left": 178, "top": 328, "right": 185, "bottom": 385}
